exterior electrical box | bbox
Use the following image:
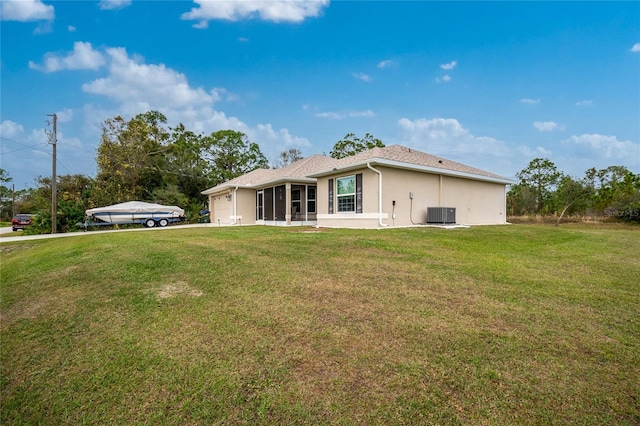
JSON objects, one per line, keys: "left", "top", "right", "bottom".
{"left": 427, "top": 207, "right": 456, "bottom": 224}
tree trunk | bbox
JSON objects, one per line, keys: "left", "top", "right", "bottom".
{"left": 555, "top": 202, "right": 574, "bottom": 227}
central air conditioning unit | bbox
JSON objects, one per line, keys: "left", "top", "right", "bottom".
{"left": 427, "top": 207, "right": 456, "bottom": 224}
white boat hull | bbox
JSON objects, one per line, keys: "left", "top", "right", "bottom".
{"left": 85, "top": 201, "right": 185, "bottom": 226}
{"left": 90, "top": 211, "right": 183, "bottom": 224}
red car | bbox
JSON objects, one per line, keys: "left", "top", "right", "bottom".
{"left": 12, "top": 214, "right": 33, "bottom": 231}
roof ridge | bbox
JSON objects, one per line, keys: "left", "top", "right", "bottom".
{"left": 329, "top": 144, "right": 507, "bottom": 180}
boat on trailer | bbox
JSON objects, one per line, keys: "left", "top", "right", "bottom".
{"left": 84, "top": 201, "right": 185, "bottom": 228}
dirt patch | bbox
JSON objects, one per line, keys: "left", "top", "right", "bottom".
{"left": 0, "top": 244, "right": 34, "bottom": 253}
{"left": 1, "top": 286, "right": 83, "bottom": 327}
{"left": 157, "top": 281, "right": 203, "bottom": 299}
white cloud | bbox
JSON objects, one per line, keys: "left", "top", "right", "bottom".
{"left": 55, "top": 109, "right": 74, "bottom": 123}
{"left": 398, "top": 117, "right": 512, "bottom": 162}
{"left": 0, "top": 0, "right": 54, "bottom": 22}
{"left": 181, "top": 0, "right": 329, "bottom": 26}
{"left": 238, "top": 37, "right": 250, "bottom": 43}
{"left": 315, "top": 110, "right": 375, "bottom": 120}
{"left": 435, "top": 75, "right": 451, "bottom": 83}
{"left": 440, "top": 60, "right": 457, "bottom": 70}
{"left": 77, "top": 46, "right": 309, "bottom": 162}
{"left": 27, "top": 128, "right": 50, "bottom": 151}
{"left": 33, "top": 20, "right": 53, "bottom": 34}
{"left": 98, "top": 0, "right": 132, "bottom": 10}
{"left": 213, "top": 87, "right": 240, "bottom": 102}
{"left": 82, "top": 47, "right": 217, "bottom": 112}
{"left": 315, "top": 112, "right": 341, "bottom": 120}
{"left": 29, "top": 41, "right": 106, "bottom": 72}
{"left": 397, "top": 117, "right": 549, "bottom": 178}
{"left": 68, "top": 25, "right": 76, "bottom": 32}
{"left": 533, "top": 121, "right": 563, "bottom": 132}
{"left": 237, "top": 124, "right": 312, "bottom": 165}
{"left": 631, "top": 43, "right": 640, "bottom": 53}
{"left": 377, "top": 59, "right": 394, "bottom": 69}
{"left": 0, "top": 120, "right": 25, "bottom": 138}
{"left": 352, "top": 72, "right": 371, "bottom": 82}
{"left": 254, "top": 124, "right": 311, "bottom": 148}
{"left": 350, "top": 110, "right": 375, "bottom": 118}
{"left": 520, "top": 98, "right": 540, "bottom": 105}
{"left": 563, "top": 134, "right": 639, "bottom": 161}
{"left": 575, "top": 100, "right": 593, "bottom": 107}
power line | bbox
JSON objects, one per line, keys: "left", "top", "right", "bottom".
{"left": 1, "top": 135, "right": 97, "bottom": 156}
{"left": 0, "top": 136, "right": 50, "bottom": 155}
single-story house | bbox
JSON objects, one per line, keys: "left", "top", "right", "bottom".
{"left": 202, "top": 144, "right": 513, "bottom": 228}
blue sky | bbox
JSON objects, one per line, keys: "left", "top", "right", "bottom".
{"left": 1, "top": 0, "right": 639, "bottom": 190}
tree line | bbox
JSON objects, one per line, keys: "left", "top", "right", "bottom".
{"left": 1, "top": 109, "right": 637, "bottom": 232}
{"left": 0, "top": 111, "right": 385, "bottom": 233}
{"left": 508, "top": 158, "right": 639, "bottom": 224}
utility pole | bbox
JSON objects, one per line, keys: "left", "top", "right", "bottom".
{"left": 47, "top": 113, "right": 57, "bottom": 234}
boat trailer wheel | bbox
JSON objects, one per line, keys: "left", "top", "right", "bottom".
{"left": 145, "top": 218, "right": 156, "bottom": 228}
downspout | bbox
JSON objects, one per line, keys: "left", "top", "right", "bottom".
{"left": 231, "top": 186, "right": 239, "bottom": 225}
{"left": 366, "top": 163, "right": 388, "bottom": 227}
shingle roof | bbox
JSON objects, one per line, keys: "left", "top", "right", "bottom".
{"left": 201, "top": 155, "right": 338, "bottom": 194}
{"left": 202, "top": 145, "right": 511, "bottom": 195}
{"left": 269, "top": 154, "right": 339, "bottom": 180}
{"left": 310, "top": 144, "right": 510, "bottom": 182}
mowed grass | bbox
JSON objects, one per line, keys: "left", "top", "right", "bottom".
{"left": 1, "top": 225, "right": 639, "bottom": 425}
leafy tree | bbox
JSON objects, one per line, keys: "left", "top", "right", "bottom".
{"left": 0, "top": 168, "right": 13, "bottom": 221}
{"left": 597, "top": 169, "right": 640, "bottom": 221}
{"left": 201, "top": 130, "right": 268, "bottom": 185}
{"left": 273, "top": 148, "right": 304, "bottom": 168}
{"left": 507, "top": 183, "right": 537, "bottom": 216}
{"left": 58, "top": 174, "right": 94, "bottom": 205}
{"left": 57, "top": 174, "right": 94, "bottom": 231}
{"left": 552, "top": 176, "right": 593, "bottom": 226}
{"left": 165, "top": 124, "right": 211, "bottom": 203}
{"left": 17, "top": 177, "right": 50, "bottom": 214}
{"left": 92, "top": 111, "right": 169, "bottom": 206}
{"left": 585, "top": 166, "right": 636, "bottom": 213}
{"left": 330, "top": 133, "right": 385, "bottom": 159}
{"left": 20, "top": 174, "right": 94, "bottom": 234}
{"left": 83, "top": 112, "right": 269, "bottom": 223}
{"left": 151, "top": 184, "right": 189, "bottom": 208}
{"left": 515, "top": 158, "right": 562, "bottom": 213}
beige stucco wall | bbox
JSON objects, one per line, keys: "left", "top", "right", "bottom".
{"left": 440, "top": 176, "right": 507, "bottom": 225}
{"left": 208, "top": 188, "right": 256, "bottom": 225}
{"left": 316, "top": 166, "right": 507, "bottom": 228}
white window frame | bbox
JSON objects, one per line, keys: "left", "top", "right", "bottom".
{"left": 336, "top": 175, "right": 356, "bottom": 213}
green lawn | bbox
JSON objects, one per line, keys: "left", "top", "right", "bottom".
{"left": 1, "top": 225, "right": 639, "bottom": 425}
